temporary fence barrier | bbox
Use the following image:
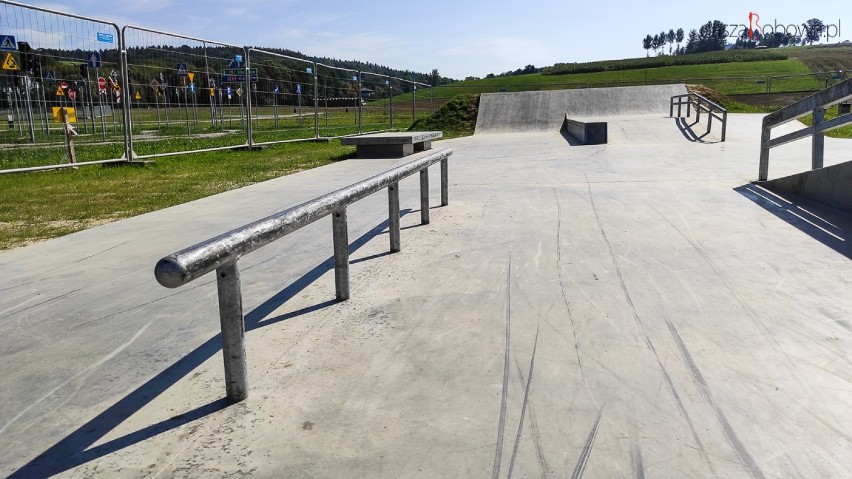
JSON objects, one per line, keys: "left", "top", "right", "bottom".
{"left": 0, "top": 0, "right": 128, "bottom": 171}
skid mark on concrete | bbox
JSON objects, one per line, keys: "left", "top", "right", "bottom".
{"left": 552, "top": 188, "right": 597, "bottom": 406}
{"left": 570, "top": 407, "right": 602, "bottom": 479}
{"left": 492, "top": 254, "right": 512, "bottom": 479}
{"left": 665, "top": 319, "right": 766, "bottom": 479}
{"left": 507, "top": 324, "right": 540, "bottom": 479}
{"left": 631, "top": 443, "right": 646, "bottom": 479}
{"left": 585, "top": 177, "right": 715, "bottom": 471}
{"left": 0, "top": 321, "right": 153, "bottom": 435}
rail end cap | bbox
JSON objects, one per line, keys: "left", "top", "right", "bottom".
{"left": 155, "top": 256, "right": 189, "bottom": 288}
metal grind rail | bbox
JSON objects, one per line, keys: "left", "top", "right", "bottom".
{"left": 758, "top": 77, "right": 852, "bottom": 181}
{"left": 670, "top": 92, "right": 728, "bottom": 142}
{"left": 154, "top": 148, "right": 452, "bottom": 402}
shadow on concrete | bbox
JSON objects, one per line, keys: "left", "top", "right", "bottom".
{"left": 674, "top": 117, "right": 716, "bottom": 143}
{"left": 735, "top": 183, "right": 852, "bottom": 260}
{"left": 10, "top": 209, "right": 413, "bottom": 478}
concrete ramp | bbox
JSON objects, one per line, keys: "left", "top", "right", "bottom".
{"left": 763, "top": 159, "right": 852, "bottom": 213}
{"left": 475, "top": 84, "right": 688, "bottom": 134}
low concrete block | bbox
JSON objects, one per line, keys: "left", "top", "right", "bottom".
{"left": 340, "top": 131, "right": 442, "bottom": 158}
{"left": 562, "top": 117, "right": 607, "bottom": 145}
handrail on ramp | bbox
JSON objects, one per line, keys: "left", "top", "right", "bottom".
{"left": 670, "top": 92, "right": 728, "bottom": 142}
{"left": 154, "top": 148, "right": 452, "bottom": 402}
{"left": 758, "top": 78, "right": 852, "bottom": 181}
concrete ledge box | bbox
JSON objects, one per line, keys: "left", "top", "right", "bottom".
{"left": 341, "top": 131, "right": 443, "bottom": 158}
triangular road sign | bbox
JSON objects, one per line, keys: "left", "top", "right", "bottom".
{"left": 135, "top": 91, "right": 142, "bottom": 100}
{"left": 2, "top": 52, "right": 19, "bottom": 70}
{"left": 187, "top": 71, "right": 195, "bottom": 83}
{"left": 55, "top": 85, "right": 64, "bottom": 96}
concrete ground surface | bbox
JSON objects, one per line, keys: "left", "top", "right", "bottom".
{"left": 1, "top": 95, "right": 852, "bottom": 478}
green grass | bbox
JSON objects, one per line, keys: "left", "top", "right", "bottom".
{"left": 0, "top": 140, "right": 356, "bottom": 250}
{"left": 798, "top": 107, "right": 852, "bottom": 139}
{"left": 426, "top": 59, "right": 815, "bottom": 98}
{"left": 409, "top": 94, "right": 479, "bottom": 137}
{"left": 542, "top": 49, "right": 788, "bottom": 75}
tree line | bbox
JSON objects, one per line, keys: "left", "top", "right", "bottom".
{"left": 643, "top": 18, "right": 830, "bottom": 56}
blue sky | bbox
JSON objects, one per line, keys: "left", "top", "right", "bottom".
{"left": 19, "top": 1, "right": 852, "bottom": 79}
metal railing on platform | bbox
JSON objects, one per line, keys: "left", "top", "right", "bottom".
{"left": 154, "top": 148, "right": 452, "bottom": 402}
{"left": 670, "top": 92, "right": 728, "bottom": 142}
{"left": 758, "top": 78, "right": 852, "bottom": 181}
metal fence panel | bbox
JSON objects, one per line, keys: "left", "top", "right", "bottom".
{"left": 245, "top": 48, "right": 317, "bottom": 145}
{"left": 315, "top": 63, "right": 362, "bottom": 138}
{"left": 122, "top": 26, "right": 248, "bottom": 158}
{"left": 0, "top": 0, "right": 125, "bottom": 170}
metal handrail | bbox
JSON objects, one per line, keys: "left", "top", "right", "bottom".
{"left": 670, "top": 93, "right": 727, "bottom": 142}
{"left": 154, "top": 147, "right": 452, "bottom": 402}
{"left": 758, "top": 78, "right": 852, "bottom": 181}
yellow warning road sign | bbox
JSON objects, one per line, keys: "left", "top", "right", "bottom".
{"left": 187, "top": 71, "right": 195, "bottom": 83}
{"left": 209, "top": 88, "right": 214, "bottom": 97}
{"left": 55, "top": 86, "right": 64, "bottom": 96}
{"left": 52, "top": 107, "right": 76, "bottom": 123}
{"left": 135, "top": 91, "right": 142, "bottom": 100}
{"left": 2, "top": 52, "right": 19, "bottom": 70}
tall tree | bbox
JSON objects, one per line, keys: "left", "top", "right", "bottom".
{"left": 666, "top": 29, "right": 676, "bottom": 55}
{"left": 643, "top": 35, "right": 653, "bottom": 57}
{"left": 429, "top": 68, "right": 440, "bottom": 86}
{"left": 676, "top": 28, "right": 684, "bottom": 52}
{"left": 802, "top": 18, "right": 825, "bottom": 45}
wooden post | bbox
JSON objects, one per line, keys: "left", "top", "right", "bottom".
{"left": 61, "top": 107, "right": 78, "bottom": 167}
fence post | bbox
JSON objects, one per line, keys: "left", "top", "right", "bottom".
{"left": 332, "top": 208, "right": 350, "bottom": 300}
{"left": 388, "top": 75, "right": 394, "bottom": 130}
{"left": 388, "top": 183, "right": 401, "bottom": 252}
{"left": 420, "top": 168, "right": 430, "bottom": 225}
{"left": 721, "top": 111, "right": 727, "bottom": 142}
{"left": 245, "top": 48, "right": 254, "bottom": 148}
{"left": 313, "top": 62, "right": 319, "bottom": 139}
{"left": 216, "top": 261, "right": 248, "bottom": 403}
{"left": 812, "top": 107, "right": 825, "bottom": 170}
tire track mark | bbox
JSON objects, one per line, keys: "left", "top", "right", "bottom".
{"left": 666, "top": 319, "right": 766, "bottom": 479}
{"left": 553, "top": 188, "right": 597, "bottom": 405}
{"left": 492, "top": 254, "right": 512, "bottom": 479}
{"left": 631, "top": 443, "right": 646, "bottom": 479}
{"left": 570, "top": 407, "right": 603, "bottom": 479}
{"left": 585, "top": 177, "right": 715, "bottom": 472}
{"left": 507, "top": 324, "right": 540, "bottom": 479}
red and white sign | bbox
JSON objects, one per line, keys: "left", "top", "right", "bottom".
{"left": 68, "top": 90, "right": 77, "bottom": 100}
{"left": 97, "top": 76, "right": 106, "bottom": 92}
{"left": 60, "top": 81, "right": 68, "bottom": 90}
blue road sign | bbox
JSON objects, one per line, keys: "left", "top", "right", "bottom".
{"left": 306, "top": 67, "right": 313, "bottom": 74}
{"left": 86, "top": 51, "right": 102, "bottom": 68}
{"left": 97, "top": 32, "right": 114, "bottom": 43}
{"left": 0, "top": 35, "right": 16, "bottom": 51}
{"left": 227, "top": 86, "right": 232, "bottom": 99}
{"left": 296, "top": 84, "right": 301, "bottom": 94}
{"left": 176, "top": 63, "right": 188, "bottom": 76}
{"left": 189, "top": 83, "right": 195, "bottom": 93}
{"left": 274, "top": 85, "right": 279, "bottom": 94}
{"left": 43, "top": 70, "right": 56, "bottom": 82}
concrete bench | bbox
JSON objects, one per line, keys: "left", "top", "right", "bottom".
{"left": 340, "top": 131, "right": 443, "bottom": 158}
{"left": 561, "top": 116, "right": 607, "bottom": 145}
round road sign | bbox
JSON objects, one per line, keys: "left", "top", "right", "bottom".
{"left": 68, "top": 90, "right": 77, "bottom": 100}
{"left": 60, "top": 81, "right": 68, "bottom": 90}
{"left": 97, "top": 76, "right": 106, "bottom": 91}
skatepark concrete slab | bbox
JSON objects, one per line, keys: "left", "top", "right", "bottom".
{"left": 1, "top": 98, "right": 852, "bottom": 477}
